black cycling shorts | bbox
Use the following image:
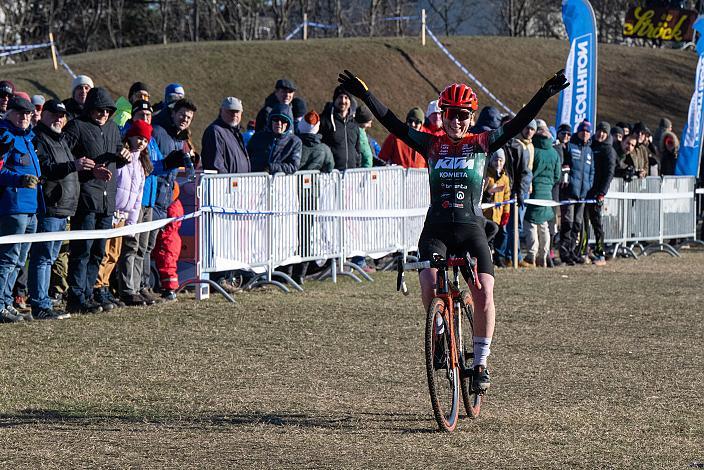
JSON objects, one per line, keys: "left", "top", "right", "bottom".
{"left": 418, "top": 220, "right": 495, "bottom": 277}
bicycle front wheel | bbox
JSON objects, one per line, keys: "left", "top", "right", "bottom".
{"left": 458, "top": 289, "right": 482, "bottom": 418}
{"left": 425, "top": 297, "right": 461, "bottom": 432}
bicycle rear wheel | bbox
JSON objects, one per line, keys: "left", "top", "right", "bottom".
{"left": 425, "top": 297, "right": 460, "bottom": 432}
{"left": 458, "top": 289, "right": 482, "bottom": 418}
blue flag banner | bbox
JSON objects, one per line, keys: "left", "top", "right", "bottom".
{"left": 556, "top": 0, "right": 598, "bottom": 131}
{"left": 675, "top": 17, "right": 704, "bottom": 177}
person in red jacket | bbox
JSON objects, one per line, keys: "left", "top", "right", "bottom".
{"left": 154, "top": 181, "right": 183, "bottom": 301}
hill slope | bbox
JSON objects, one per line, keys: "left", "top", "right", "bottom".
{"left": 2, "top": 37, "right": 695, "bottom": 141}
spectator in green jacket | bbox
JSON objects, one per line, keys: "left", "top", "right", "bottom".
{"left": 355, "top": 104, "right": 374, "bottom": 168}
{"left": 298, "top": 111, "right": 333, "bottom": 172}
{"left": 522, "top": 120, "right": 560, "bottom": 267}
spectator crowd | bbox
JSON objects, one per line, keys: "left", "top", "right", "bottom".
{"left": 0, "top": 73, "right": 682, "bottom": 323}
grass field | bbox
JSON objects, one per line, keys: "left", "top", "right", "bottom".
{"left": 0, "top": 252, "right": 702, "bottom": 468}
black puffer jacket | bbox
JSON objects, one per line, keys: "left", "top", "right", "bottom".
{"left": 33, "top": 121, "right": 80, "bottom": 217}
{"left": 589, "top": 134, "right": 617, "bottom": 198}
{"left": 63, "top": 87, "right": 123, "bottom": 214}
{"left": 62, "top": 97, "right": 84, "bottom": 121}
{"left": 319, "top": 101, "right": 360, "bottom": 170}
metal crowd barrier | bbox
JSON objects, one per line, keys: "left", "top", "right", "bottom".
{"left": 192, "top": 170, "right": 701, "bottom": 299}
{"left": 596, "top": 176, "right": 700, "bottom": 258}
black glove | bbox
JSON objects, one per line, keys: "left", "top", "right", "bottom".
{"left": 541, "top": 69, "right": 569, "bottom": 98}
{"left": 163, "top": 150, "right": 187, "bottom": 169}
{"left": 337, "top": 69, "right": 369, "bottom": 99}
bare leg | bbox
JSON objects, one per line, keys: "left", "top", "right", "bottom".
{"left": 419, "top": 268, "right": 438, "bottom": 311}
{"left": 467, "top": 273, "right": 495, "bottom": 339}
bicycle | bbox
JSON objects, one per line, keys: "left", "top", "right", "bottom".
{"left": 397, "top": 252, "right": 483, "bottom": 431}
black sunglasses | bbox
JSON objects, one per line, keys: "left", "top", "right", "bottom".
{"left": 443, "top": 108, "right": 472, "bottom": 121}
{"left": 407, "top": 118, "right": 422, "bottom": 126}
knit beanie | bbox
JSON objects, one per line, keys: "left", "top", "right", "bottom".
{"left": 292, "top": 98, "right": 307, "bottom": 119}
{"left": 126, "top": 119, "right": 153, "bottom": 141}
{"left": 333, "top": 85, "right": 350, "bottom": 102}
{"left": 298, "top": 111, "right": 320, "bottom": 135}
{"left": 72, "top": 75, "right": 94, "bottom": 92}
{"left": 406, "top": 107, "right": 424, "bottom": 123}
{"left": 355, "top": 104, "right": 374, "bottom": 124}
{"left": 128, "top": 82, "right": 150, "bottom": 99}
{"left": 577, "top": 120, "right": 592, "bottom": 133}
{"left": 596, "top": 121, "right": 611, "bottom": 134}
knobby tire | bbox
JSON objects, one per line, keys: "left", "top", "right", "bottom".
{"left": 425, "top": 297, "right": 460, "bottom": 432}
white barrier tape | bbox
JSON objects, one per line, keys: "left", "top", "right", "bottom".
{"left": 606, "top": 191, "right": 694, "bottom": 201}
{"left": 0, "top": 42, "right": 52, "bottom": 51}
{"left": 0, "top": 211, "right": 200, "bottom": 245}
{"left": 696, "top": 188, "right": 704, "bottom": 194}
{"left": 54, "top": 49, "right": 76, "bottom": 78}
{"left": 425, "top": 27, "right": 514, "bottom": 115}
{"left": 202, "top": 206, "right": 429, "bottom": 218}
{"left": 284, "top": 24, "right": 303, "bottom": 40}
{"left": 0, "top": 43, "right": 52, "bottom": 58}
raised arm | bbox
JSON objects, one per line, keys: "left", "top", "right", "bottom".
{"left": 488, "top": 69, "right": 569, "bottom": 154}
{"left": 338, "top": 70, "right": 427, "bottom": 156}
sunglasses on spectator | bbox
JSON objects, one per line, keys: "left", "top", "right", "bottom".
{"left": 95, "top": 108, "right": 111, "bottom": 115}
{"left": 0, "top": 92, "right": 11, "bottom": 99}
{"left": 271, "top": 116, "right": 287, "bottom": 124}
{"left": 407, "top": 118, "right": 422, "bottom": 126}
{"left": 558, "top": 130, "right": 571, "bottom": 136}
{"left": 443, "top": 108, "right": 472, "bottom": 121}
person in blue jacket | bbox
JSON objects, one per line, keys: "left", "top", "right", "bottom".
{"left": 559, "top": 119, "right": 595, "bottom": 265}
{"left": 247, "top": 103, "right": 301, "bottom": 175}
{"left": 0, "top": 97, "right": 42, "bottom": 322}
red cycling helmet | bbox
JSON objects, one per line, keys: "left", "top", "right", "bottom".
{"left": 438, "top": 83, "right": 478, "bottom": 111}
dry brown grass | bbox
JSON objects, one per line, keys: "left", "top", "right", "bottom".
{"left": 1, "top": 36, "right": 695, "bottom": 144}
{"left": 0, "top": 251, "right": 702, "bottom": 468}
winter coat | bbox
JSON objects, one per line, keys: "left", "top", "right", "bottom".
{"left": 525, "top": 134, "right": 561, "bottom": 224}
{"left": 659, "top": 131, "right": 679, "bottom": 176}
{"left": 378, "top": 132, "right": 427, "bottom": 169}
{"left": 255, "top": 94, "right": 306, "bottom": 132}
{"left": 247, "top": 103, "right": 301, "bottom": 174}
{"left": 513, "top": 136, "right": 535, "bottom": 172}
{"left": 113, "top": 96, "right": 132, "bottom": 129}
{"left": 470, "top": 106, "right": 502, "bottom": 133}
{"left": 359, "top": 129, "right": 373, "bottom": 168}
{"left": 155, "top": 198, "right": 183, "bottom": 291}
{"left": 151, "top": 111, "right": 184, "bottom": 212}
{"left": 62, "top": 97, "right": 84, "bottom": 121}
{"left": 589, "top": 135, "right": 617, "bottom": 198}
{"left": 504, "top": 143, "right": 532, "bottom": 198}
{"left": 482, "top": 166, "right": 511, "bottom": 224}
{"left": 63, "top": 96, "right": 124, "bottom": 214}
{"left": 319, "top": 101, "right": 361, "bottom": 170}
{"left": 299, "top": 133, "right": 334, "bottom": 172}
{"left": 121, "top": 120, "right": 165, "bottom": 208}
{"left": 33, "top": 121, "right": 80, "bottom": 217}
{"left": 0, "top": 120, "right": 42, "bottom": 216}
{"left": 115, "top": 149, "right": 146, "bottom": 225}
{"left": 562, "top": 135, "right": 595, "bottom": 200}
{"left": 201, "top": 117, "right": 251, "bottom": 174}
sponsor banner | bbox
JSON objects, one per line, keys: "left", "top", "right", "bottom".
{"left": 676, "top": 17, "right": 704, "bottom": 177}
{"left": 623, "top": 6, "right": 697, "bottom": 42}
{"left": 556, "top": 0, "right": 598, "bottom": 131}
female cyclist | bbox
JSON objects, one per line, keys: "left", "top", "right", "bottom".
{"left": 338, "top": 69, "right": 568, "bottom": 391}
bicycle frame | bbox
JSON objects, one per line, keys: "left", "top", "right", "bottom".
{"left": 434, "top": 262, "right": 464, "bottom": 373}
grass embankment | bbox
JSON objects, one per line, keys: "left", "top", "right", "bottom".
{"left": 1, "top": 36, "right": 695, "bottom": 142}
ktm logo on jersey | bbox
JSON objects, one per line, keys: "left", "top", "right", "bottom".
{"left": 434, "top": 157, "right": 475, "bottom": 170}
